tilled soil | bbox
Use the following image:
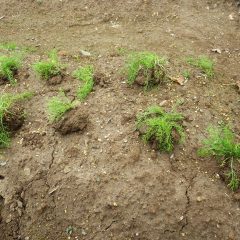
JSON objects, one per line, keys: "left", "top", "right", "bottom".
{"left": 0, "top": 0, "right": 240, "bottom": 240}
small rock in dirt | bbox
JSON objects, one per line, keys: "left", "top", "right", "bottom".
{"left": 196, "top": 196, "right": 205, "bottom": 202}
{"left": 54, "top": 107, "right": 88, "bottom": 135}
{"left": 185, "top": 114, "right": 194, "bottom": 122}
{"left": 81, "top": 229, "right": 87, "bottom": 235}
{"left": 171, "top": 76, "right": 185, "bottom": 85}
{"left": 80, "top": 50, "right": 91, "bottom": 56}
{"left": 211, "top": 48, "right": 221, "bottom": 54}
{"left": 159, "top": 100, "right": 168, "bottom": 107}
{"left": 0, "top": 160, "right": 7, "bottom": 166}
{"left": 16, "top": 200, "right": 23, "bottom": 208}
{"left": 229, "top": 13, "right": 235, "bottom": 20}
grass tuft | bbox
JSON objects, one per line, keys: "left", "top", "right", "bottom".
{"left": 73, "top": 65, "right": 94, "bottom": 101}
{"left": 0, "top": 55, "right": 21, "bottom": 84}
{"left": 47, "top": 91, "right": 74, "bottom": 122}
{"left": 125, "top": 51, "right": 166, "bottom": 88}
{"left": 136, "top": 106, "right": 185, "bottom": 152}
{"left": 182, "top": 70, "right": 190, "bottom": 80}
{"left": 198, "top": 126, "right": 240, "bottom": 191}
{"left": 33, "top": 50, "right": 62, "bottom": 80}
{"left": 187, "top": 55, "right": 214, "bottom": 78}
{"left": 0, "top": 42, "right": 17, "bottom": 51}
{"left": 0, "top": 92, "right": 32, "bottom": 147}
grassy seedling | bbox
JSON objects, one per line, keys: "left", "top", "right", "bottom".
{"left": 136, "top": 106, "right": 185, "bottom": 152}
{"left": 125, "top": 51, "right": 166, "bottom": 88}
{"left": 198, "top": 126, "right": 240, "bottom": 191}
{"left": 33, "top": 50, "right": 62, "bottom": 80}
{"left": 115, "top": 47, "right": 129, "bottom": 56}
{"left": 187, "top": 55, "right": 214, "bottom": 78}
{"left": 0, "top": 42, "right": 17, "bottom": 51}
{"left": 73, "top": 65, "right": 94, "bottom": 101}
{"left": 47, "top": 91, "right": 74, "bottom": 122}
{"left": 0, "top": 55, "right": 21, "bottom": 84}
{"left": 182, "top": 70, "right": 190, "bottom": 80}
{"left": 0, "top": 92, "right": 32, "bottom": 147}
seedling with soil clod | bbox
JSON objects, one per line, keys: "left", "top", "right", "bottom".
{"left": 47, "top": 91, "right": 75, "bottom": 122}
{"left": 0, "top": 55, "right": 21, "bottom": 84}
{"left": 198, "top": 126, "right": 240, "bottom": 191}
{"left": 187, "top": 55, "right": 214, "bottom": 78}
{"left": 33, "top": 50, "right": 63, "bottom": 81}
{"left": 136, "top": 106, "right": 185, "bottom": 152}
{"left": 73, "top": 65, "right": 94, "bottom": 101}
{"left": 0, "top": 92, "right": 32, "bottom": 147}
{"left": 125, "top": 51, "right": 167, "bottom": 89}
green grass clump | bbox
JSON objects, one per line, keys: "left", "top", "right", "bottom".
{"left": 0, "top": 55, "right": 21, "bottom": 84}
{"left": 0, "top": 42, "right": 17, "bottom": 51}
{"left": 0, "top": 92, "right": 32, "bottom": 147}
{"left": 187, "top": 55, "right": 214, "bottom": 78}
{"left": 182, "top": 70, "right": 190, "bottom": 80}
{"left": 73, "top": 65, "right": 94, "bottom": 101}
{"left": 198, "top": 126, "right": 240, "bottom": 191}
{"left": 33, "top": 50, "right": 62, "bottom": 80}
{"left": 125, "top": 51, "right": 166, "bottom": 88}
{"left": 136, "top": 106, "right": 185, "bottom": 152}
{"left": 47, "top": 92, "right": 74, "bottom": 122}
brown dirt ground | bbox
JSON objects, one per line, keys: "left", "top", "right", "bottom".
{"left": 0, "top": 0, "right": 240, "bottom": 239}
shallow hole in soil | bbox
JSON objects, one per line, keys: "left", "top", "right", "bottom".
{"left": 0, "top": 175, "right": 5, "bottom": 180}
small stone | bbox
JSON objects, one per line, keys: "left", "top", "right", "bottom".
{"left": 211, "top": 48, "right": 221, "bottom": 54}
{"left": 17, "top": 200, "right": 23, "bottom": 208}
{"left": 196, "top": 196, "right": 204, "bottom": 202}
{"left": 80, "top": 50, "right": 91, "bottom": 56}
{"left": 63, "top": 166, "right": 71, "bottom": 174}
{"left": 81, "top": 229, "right": 87, "bottom": 235}
{"left": 25, "top": 237, "right": 30, "bottom": 240}
{"left": 159, "top": 100, "right": 168, "bottom": 107}
{"left": 0, "top": 160, "right": 7, "bottom": 166}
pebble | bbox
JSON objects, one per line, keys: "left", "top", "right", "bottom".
{"left": 0, "top": 160, "right": 7, "bottom": 166}
{"left": 80, "top": 50, "right": 91, "bottom": 56}
{"left": 159, "top": 100, "right": 168, "bottom": 107}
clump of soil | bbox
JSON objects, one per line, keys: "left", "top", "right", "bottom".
{"left": 22, "top": 132, "right": 44, "bottom": 149}
{"left": 3, "top": 103, "right": 25, "bottom": 131}
{"left": 135, "top": 65, "right": 166, "bottom": 87}
{"left": 47, "top": 74, "right": 64, "bottom": 86}
{"left": 0, "top": 70, "right": 18, "bottom": 85}
{"left": 94, "top": 72, "right": 109, "bottom": 88}
{"left": 53, "top": 107, "right": 88, "bottom": 135}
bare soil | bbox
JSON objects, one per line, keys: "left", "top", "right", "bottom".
{"left": 0, "top": 0, "right": 240, "bottom": 240}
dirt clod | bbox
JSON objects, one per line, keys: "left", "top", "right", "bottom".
{"left": 54, "top": 107, "right": 88, "bottom": 135}
{"left": 3, "top": 103, "right": 24, "bottom": 131}
{"left": 47, "top": 74, "right": 63, "bottom": 85}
